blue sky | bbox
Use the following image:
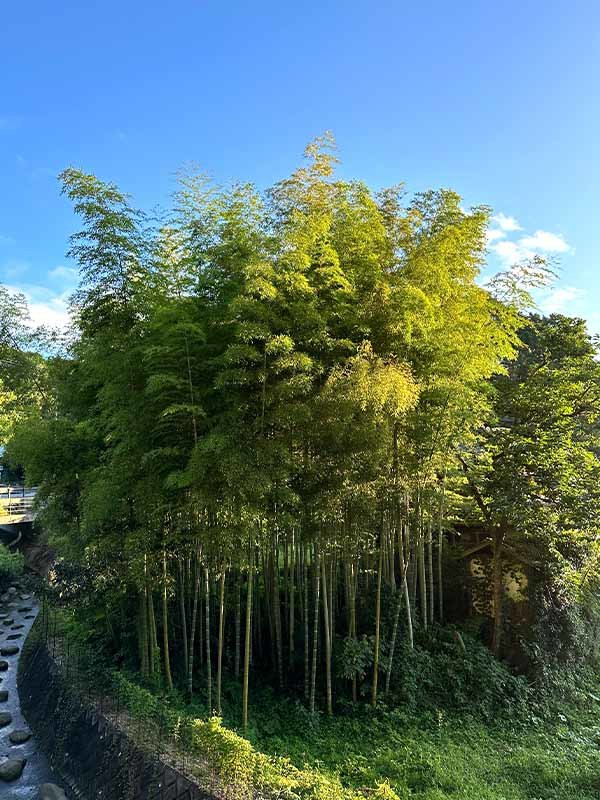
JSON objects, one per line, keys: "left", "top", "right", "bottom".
{"left": 1, "top": 1, "right": 599, "bottom": 330}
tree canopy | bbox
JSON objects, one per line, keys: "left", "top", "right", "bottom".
{"left": 4, "top": 137, "right": 599, "bottom": 725}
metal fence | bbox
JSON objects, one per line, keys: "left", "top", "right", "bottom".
{"left": 0, "top": 484, "right": 37, "bottom": 522}
{"left": 23, "top": 599, "right": 217, "bottom": 800}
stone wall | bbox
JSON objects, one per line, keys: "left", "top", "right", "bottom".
{"left": 18, "top": 637, "right": 214, "bottom": 800}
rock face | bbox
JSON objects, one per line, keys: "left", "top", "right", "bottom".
{"left": 40, "top": 783, "right": 67, "bottom": 800}
{"left": 39, "top": 784, "right": 68, "bottom": 800}
{"left": 0, "top": 645, "right": 19, "bottom": 656}
{"left": 0, "top": 711, "right": 12, "bottom": 727}
{"left": 9, "top": 728, "right": 31, "bottom": 744}
{"left": 0, "top": 757, "right": 26, "bottom": 780}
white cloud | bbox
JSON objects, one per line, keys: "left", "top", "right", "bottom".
{"left": 49, "top": 265, "right": 78, "bottom": 283}
{"left": 488, "top": 218, "right": 571, "bottom": 266}
{"left": 519, "top": 230, "right": 570, "bottom": 253}
{"left": 490, "top": 240, "right": 524, "bottom": 264}
{"left": 539, "top": 286, "right": 582, "bottom": 315}
{"left": 486, "top": 229, "right": 505, "bottom": 244}
{"left": 492, "top": 212, "right": 522, "bottom": 232}
{"left": 5, "top": 283, "right": 72, "bottom": 330}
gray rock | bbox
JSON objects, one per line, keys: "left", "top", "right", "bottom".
{"left": 7, "top": 587, "right": 17, "bottom": 596}
{"left": 0, "top": 594, "right": 8, "bottom": 602}
{"left": 0, "top": 691, "right": 7, "bottom": 701}
{"left": 19, "top": 593, "right": 31, "bottom": 600}
{"left": 0, "top": 711, "right": 12, "bottom": 727}
{"left": 0, "top": 661, "right": 7, "bottom": 671}
{"left": 0, "top": 757, "right": 26, "bottom": 780}
{"left": 9, "top": 729, "right": 31, "bottom": 744}
{"left": 39, "top": 784, "right": 67, "bottom": 800}
{"left": 0, "top": 646, "right": 19, "bottom": 656}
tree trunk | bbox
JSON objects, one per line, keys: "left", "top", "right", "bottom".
{"left": 242, "top": 548, "right": 253, "bottom": 731}
{"left": 205, "top": 566, "right": 212, "bottom": 712}
{"left": 162, "top": 547, "right": 173, "bottom": 691}
{"left": 216, "top": 568, "right": 226, "bottom": 715}
{"left": 234, "top": 572, "right": 241, "bottom": 679}
{"left": 179, "top": 558, "right": 189, "bottom": 687}
{"left": 303, "top": 553, "right": 310, "bottom": 700}
{"left": 187, "top": 559, "right": 201, "bottom": 700}
{"left": 289, "top": 531, "right": 295, "bottom": 663}
{"left": 492, "top": 528, "right": 505, "bottom": 656}
{"left": 371, "top": 534, "right": 383, "bottom": 707}
{"left": 309, "top": 546, "right": 321, "bottom": 714}
{"left": 139, "top": 589, "right": 149, "bottom": 678}
{"left": 148, "top": 589, "right": 159, "bottom": 678}
{"left": 321, "top": 557, "right": 333, "bottom": 715}
{"left": 427, "top": 518, "right": 434, "bottom": 625}
{"left": 438, "top": 480, "right": 445, "bottom": 623}
{"left": 418, "top": 510, "right": 427, "bottom": 629}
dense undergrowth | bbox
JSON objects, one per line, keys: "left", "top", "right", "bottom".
{"left": 41, "top": 607, "right": 600, "bottom": 800}
{"left": 0, "top": 542, "right": 23, "bottom": 590}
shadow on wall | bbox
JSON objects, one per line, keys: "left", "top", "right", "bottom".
{"left": 19, "top": 633, "right": 214, "bottom": 800}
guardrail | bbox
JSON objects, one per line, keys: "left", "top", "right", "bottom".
{"left": 0, "top": 485, "right": 37, "bottom": 523}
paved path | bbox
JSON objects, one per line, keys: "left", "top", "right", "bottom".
{"left": 0, "top": 586, "right": 66, "bottom": 798}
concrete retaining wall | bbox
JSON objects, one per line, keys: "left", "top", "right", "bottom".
{"left": 18, "top": 637, "right": 214, "bottom": 800}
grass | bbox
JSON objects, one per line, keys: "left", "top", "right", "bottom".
{"left": 239, "top": 693, "right": 600, "bottom": 800}
{"left": 41, "top": 609, "right": 600, "bottom": 799}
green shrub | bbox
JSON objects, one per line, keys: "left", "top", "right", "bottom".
{"left": 0, "top": 543, "right": 23, "bottom": 589}
{"left": 389, "top": 628, "right": 530, "bottom": 718}
{"left": 371, "top": 782, "right": 407, "bottom": 800}
{"left": 191, "top": 717, "right": 256, "bottom": 798}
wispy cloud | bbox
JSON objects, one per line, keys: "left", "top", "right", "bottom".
{"left": 519, "top": 230, "right": 569, "bottom": 254}
{"left": 0, "top": 258, "right": 29, "bottom": 280}
{"left": 486, "top": 212, "right": 571, "bottom": 266}
{"left": 486, "top": 228, "right": 505, "bottom": 244}
{"left": 492, "top": 212, "right": 522, "bottom": 232}
{"left": 5, "top": 277, "right": 75, "bottom": 331}
{"left": 539, "top": 285, "right": 582, "bottom": 314}
{"left": 49, "top": 265, "right": 78, "bottom": 283}
{"left": 21, "top": 288, "right": 71, "bottom": 329}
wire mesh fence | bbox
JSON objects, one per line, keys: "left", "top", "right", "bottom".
{"left": 24, "top": 596, "right": 215, "bottom": 800}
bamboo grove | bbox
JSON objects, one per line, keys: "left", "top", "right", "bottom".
{"left": 9, "top": 135, "right": 599, "bottom": 727}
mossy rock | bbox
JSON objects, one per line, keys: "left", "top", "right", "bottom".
{"left": 9, "top": 729, "right": 31, "bottom": 744}
{"left": 0, "top": 757, "right": 26, "bottom": 781}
